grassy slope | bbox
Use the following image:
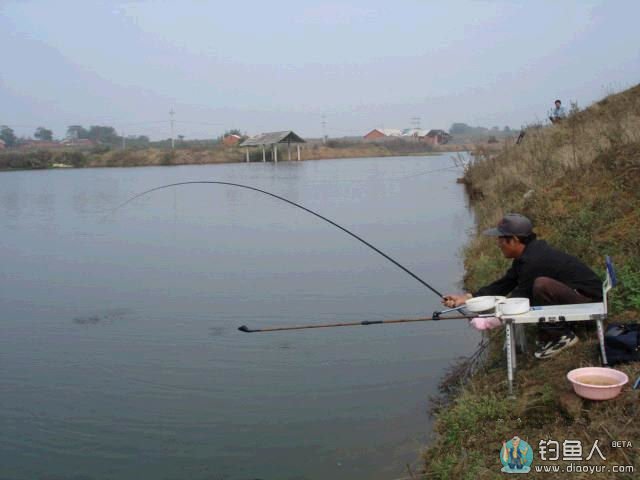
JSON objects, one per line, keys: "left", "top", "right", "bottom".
{"left": 422, "top": 84, "right": 640, "bottom": 479}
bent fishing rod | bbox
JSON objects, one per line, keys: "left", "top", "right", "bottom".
{"left": 108, "top": 180, "right": 445, "bottom": 298}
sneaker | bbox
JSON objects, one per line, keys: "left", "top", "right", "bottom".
{"left": 536, "top": 339, "right": 552, "bottom": 349}
{"left": 534, "top": 333, "right": 579, "bottom": 359}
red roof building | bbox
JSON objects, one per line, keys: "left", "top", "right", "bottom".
{"left": 222, "top": 134, "right": 242, "bottom": 147}
{"left": 18, "top": 140, "right": 63, "bottom": 150}
{"left": 363, "top": 128, "right": 403, "bottom": 140}
{"left": 421, "top": 129, "right": 451, "bottom": 145}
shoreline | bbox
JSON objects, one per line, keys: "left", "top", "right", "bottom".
{"left": 0, "top": 143, "right": 489, "bottom": 173}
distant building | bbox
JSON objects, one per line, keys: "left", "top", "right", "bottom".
{"left": 18, "top": 140, "right": 63, "bottom": 150}
{"left": 402, "top": 128, "right": 430, "bottom": 139}
{"left": 422, "top": 129, "right": 451, "bottom": 145}
{"left": 363, "top": 128, "right": 404, "bottom": 140}
{"left": 0, "top": 139, "right": 5, "bottom": 149}
{"left": 222, "top": 134, "right": 242, "bottom": 147}
{"left": 60, "top": 138, "right": 95, "bottom": 147}
{"left": 240, "top": 130, "right": 306, "bottom": 163}
{"left": 364, "top": 127, "right": 451, "bottom": 144}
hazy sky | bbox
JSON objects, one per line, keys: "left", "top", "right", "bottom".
{"left": 1, "top": 0, "right": 638, "bottom": 140}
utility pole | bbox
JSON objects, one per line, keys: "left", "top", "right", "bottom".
{"left": 321, "top": 114, "right": 327, "bottom": 144}
{"left": 169, "top": 109, "right": 175, "bottom": 149}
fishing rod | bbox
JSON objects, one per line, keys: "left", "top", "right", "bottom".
{"left": 237, "top": 313, "right": 479, "bottom": 333}
{"left": 237, "top": 305, "right": 499, "bottom": 333}
{"left": 109, "top": 181, "right": 445, "bottom": 298}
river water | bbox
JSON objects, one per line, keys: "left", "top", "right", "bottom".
{"left": 0, "top": 154, "right": 477, "bottom": 480}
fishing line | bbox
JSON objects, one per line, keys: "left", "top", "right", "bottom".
{"left": 243, "top": 165, "right": 461, "bottom": 185}
{"left": 315, "top": 164, "right": 461, "bottom": 184}
{"left": 106, "top": 181, "right": 444, "bottom": 298}
{"left": 390, "top": 164, "right": 461, "bottom": 181}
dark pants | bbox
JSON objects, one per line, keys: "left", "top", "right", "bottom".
{"left": 532, "top": 277, "right": 594, "bottom": 341}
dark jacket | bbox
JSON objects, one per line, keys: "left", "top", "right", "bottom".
{"left": 474, "top": 239, "right": 602, "bottom": 301}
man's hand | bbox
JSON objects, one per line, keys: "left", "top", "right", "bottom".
{"left": 441, "top": 293, "right": 472, "bottom": 308}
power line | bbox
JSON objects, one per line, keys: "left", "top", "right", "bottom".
{"left": 117, "top": 120, "right": 167, "bottom": 126}
{"left": 169, "top": 109, "right": 175, "bottom": 150}
{"left": 175, "top": 120, "right": 226, "bottom": 126}
{"left": 321, "top": 114, "right": 327, "bottom": 144}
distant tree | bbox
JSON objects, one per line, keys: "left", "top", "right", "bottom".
{"left": 225, "top": 129, "right": 242, "bottom": 136}
{"left": 119, "top": 135, "right": 150, "bottom": 149}
{"left": 87, "top": 125, "right": 118, "bottom": 144}
{"left": 491, "top": 126, "right": 500, "bottom": 132}
{"left": 177, "top": 135, "right": 185, "bottom": 142}
{"left": 34, "top": 127, "right": 53, "bottom": 141}
{"left": 570, "top": 101, "right": 580, "bottom": 116}
{"left": 66, "top": 125, "right": 89, "bottom": 139}
{"left": 449, "top": 123, "right": 472, "bottom": 135}
{"left": 0, "top": 125, "right": 17, "bottom": 147}
{"left": 503, "top": 126, "right": 511, "bottom": 133}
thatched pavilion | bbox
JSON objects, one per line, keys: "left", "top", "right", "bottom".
{"left": 239, "top": 131, "right": 306, "bottom": 163}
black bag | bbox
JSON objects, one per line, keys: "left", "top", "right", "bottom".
{"left": 604, "top": 323, "right": 640, "bottom": 365}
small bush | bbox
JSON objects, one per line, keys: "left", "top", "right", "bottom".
{"left": 609, "top": 260, "right": 640, "bottom": 313}
{"left": 0, "top": 150, "right": 52, "bottom": 169}
{"left": 429, "top": 453, "right": 458, "bottom": 480}
{"left": 161, "top": 151, "right": 176, "bottom": 165}
{"left": 91, "top": 144, "right": 111, "bottom": 154}
{"left": 436, "top": 392, "right": 510, "bottom": 447}
{"left": 464, "top": 249, "right": 509, "bottom": 293}
{"left": 58, "top": 150, "right": 87, "bottom": 167}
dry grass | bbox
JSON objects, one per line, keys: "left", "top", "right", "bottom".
{"left": 422, "top": 84, "right": 640, "bottom": 479}
{"left": 423, "top": 334, "right": 639, "bottom": 480}
{"left": 462, "top": 84, "right": 640, "bottom": 236}
{"left": 461, "top": 84, "right": 640, "bottom": 296}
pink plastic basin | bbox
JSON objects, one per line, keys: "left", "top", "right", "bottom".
{"left": 567, "top": 367, "right": 628, "bottom": 400}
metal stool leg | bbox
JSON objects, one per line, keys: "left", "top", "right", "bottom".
{"left": 596, "top": 319, "right": 608, "bottom": 366}
{"left": 506, "top": 320, "right": 515, "bottom": 396}
{"left": 515, "top": 324, "right": 528, "bottom": 353}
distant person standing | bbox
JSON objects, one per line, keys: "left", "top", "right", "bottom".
{"left": 549, "top": 99, "right": 567, "bottom": 124}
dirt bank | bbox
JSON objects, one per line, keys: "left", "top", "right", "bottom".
{"left": 421, "top": 84, "right": 640, "bottom": 479}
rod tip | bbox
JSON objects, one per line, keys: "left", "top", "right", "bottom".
{"left": 238, "top": 325, "right": 251, "bottom": 333}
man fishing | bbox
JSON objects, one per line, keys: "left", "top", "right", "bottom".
{"left": 442, "top": 213, "right": 602, "bottom": 359}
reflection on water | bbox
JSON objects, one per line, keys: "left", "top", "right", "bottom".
{"left": 0, "top": 156, "right": 476, "bottom": 480}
